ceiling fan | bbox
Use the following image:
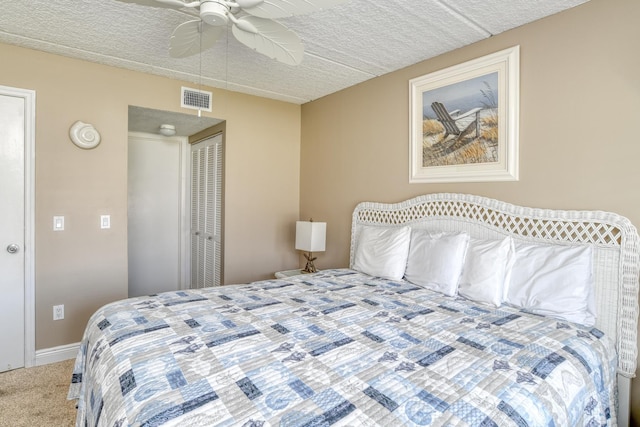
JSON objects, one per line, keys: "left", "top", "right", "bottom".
{"left": 116, "top": 0, "right": 347, "bottom": 65}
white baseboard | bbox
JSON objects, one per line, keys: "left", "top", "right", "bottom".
{"left": 35, "top": 342, "right": 80, "bottom": 366}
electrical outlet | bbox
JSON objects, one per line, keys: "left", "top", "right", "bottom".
{"left": 53, "top": 304, "right": 64, "bottom": 320}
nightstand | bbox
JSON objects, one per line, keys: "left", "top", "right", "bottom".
{"left": 275, "top": 269, "right": 305, "bottom": 279}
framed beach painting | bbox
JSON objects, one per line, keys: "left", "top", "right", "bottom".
{"left": 409, "top": 46, "right": 519, "bottom": 183}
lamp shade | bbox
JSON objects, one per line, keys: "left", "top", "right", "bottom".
{"left": 295, "top": 221, "right": 326, "bottom": 252}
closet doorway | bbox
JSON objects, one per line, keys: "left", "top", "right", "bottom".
{"left": 127, "top": 106, "right": 223, "bottom": 297}
{"left": 127, "top": 131, "right": 188, "bottom": 297}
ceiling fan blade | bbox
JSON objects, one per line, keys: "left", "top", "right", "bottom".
{"left": 231, "top": 16, "right": 304, "bottom": 65}
{"left": 170, "top": 20, "right": 224, "bottom": 58}
{"left": 114, "top": 0, "right": 190, "bottom": 9}
{"left": 239, "top": 0, "right": 348, "bottom": 19}
{"left": 234, "top": 0, "right": 263, "bottom": 8}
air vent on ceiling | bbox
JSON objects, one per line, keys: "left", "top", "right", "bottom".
{"left": 181, "top": 87, "right": 212, "bottom": 112}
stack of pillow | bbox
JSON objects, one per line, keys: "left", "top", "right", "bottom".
{"left": 352, "top": 225, "right": 595, "bottom": 327}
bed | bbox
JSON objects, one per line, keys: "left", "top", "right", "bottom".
{"left": 68, "top": 193, "right": 639, "bottom": 426}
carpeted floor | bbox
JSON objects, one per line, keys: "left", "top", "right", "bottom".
{"left": 0, "top": 359, "right": 77, "bottom": 427}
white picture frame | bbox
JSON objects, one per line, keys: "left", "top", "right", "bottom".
{"left": 409, "top": 46, "right": 519, "bottom": 183}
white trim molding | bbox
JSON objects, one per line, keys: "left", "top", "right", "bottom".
{"left": 24, "top": 87, "right": 36, "bottom": 369}
{"left": 35, "top": 342, "right": 80, "bottom": 366}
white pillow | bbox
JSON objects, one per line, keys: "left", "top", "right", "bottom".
{"left": 506, "top": 243, "right": 595, "bottom": 326}
{"left": 404, "top": 230, "right": 470, "bottom": 296}
{"left": 458, "top": 237, "right": 514, "bottom": 307}
{"left": 352, "top": 225, "right": 411, "bottom": 280}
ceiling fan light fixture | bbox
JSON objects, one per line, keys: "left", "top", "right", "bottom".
{"left": 159, "top": 124, "right": 176, "bottom": 136}
{"left": 200, "top": 1, "right": 229, "bottom": 26}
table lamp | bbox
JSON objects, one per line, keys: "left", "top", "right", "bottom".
{"left": 295, "top": 219, "right": 326, "bottom": 273}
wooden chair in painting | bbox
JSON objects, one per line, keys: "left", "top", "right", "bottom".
{"left": 431, "top": 101, "right": 481, "bottom": 141}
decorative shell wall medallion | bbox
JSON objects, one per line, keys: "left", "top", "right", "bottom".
{"left": 69, "top": 121, "right": 101, "bottom": 149}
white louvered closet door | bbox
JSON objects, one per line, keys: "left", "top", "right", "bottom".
{"left": 191, "top": 134, "right": 223, "bottom": 288}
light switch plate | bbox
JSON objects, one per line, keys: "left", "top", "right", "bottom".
{"left": 53, "top": 216, "right": 64, "bottom": 231}
{"left": 101, "top": 215, "right": 111, "bottom": 229}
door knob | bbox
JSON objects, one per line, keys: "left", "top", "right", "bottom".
{"left": 6, "top": 244, "right": 20, "bottom": 254}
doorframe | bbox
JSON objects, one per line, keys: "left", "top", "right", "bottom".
{"left": 178, "top": 134, "right": 191, "bottom": 290}
{"left": 0, "top": 85, "right": 36, "bottom": 368}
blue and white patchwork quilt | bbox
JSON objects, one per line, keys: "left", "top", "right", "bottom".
{"left": 68, "top": 269, "right": 617, "bottom": 426}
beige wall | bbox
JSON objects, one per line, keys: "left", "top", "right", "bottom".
{"left": 1, "top": 43, "right": 301, "bottom": 350}
{"left": 300, "top": 0, "right": 640, "bottom": 420}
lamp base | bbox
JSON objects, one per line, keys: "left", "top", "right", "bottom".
{"left": 301, "top": 252, "right": 317, "bottom": 273}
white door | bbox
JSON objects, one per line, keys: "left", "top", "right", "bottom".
{"left": 191, "top": 134, "right": 223, "bottom": 288}
{"left": 127, "top": 132, "right": 189, "bottom": 297}
{"left": 0, "top": 92, "right": 27, "bottom": 372}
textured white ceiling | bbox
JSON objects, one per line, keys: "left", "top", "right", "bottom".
{"left": 0, "top": 0, "right": 589, "bottom": 104}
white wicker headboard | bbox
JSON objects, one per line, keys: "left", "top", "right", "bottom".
{"left": 350, "top": 193, "right": 640, "bottom": 378}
